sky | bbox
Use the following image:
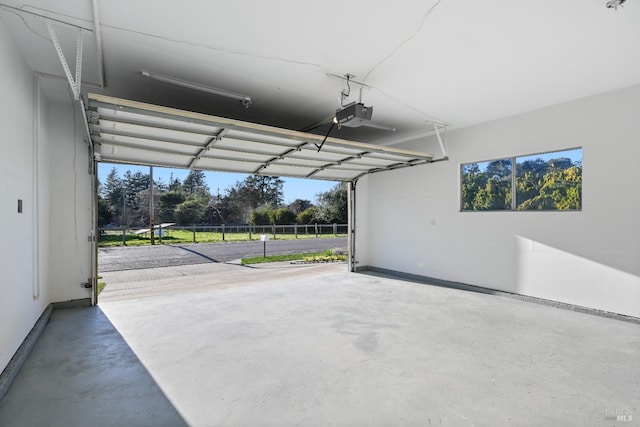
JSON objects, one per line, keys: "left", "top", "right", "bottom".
{"left": 98, "top": 163, "right": 338, "bottom": 204}
{"left": 471, "top": 148, "right": 582, "bottom": 170}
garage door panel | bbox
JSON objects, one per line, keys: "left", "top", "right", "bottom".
{"left": 95, "top": 107, "right": 223, "bottom": 136}
{"left": 195, "top": 157, "right": 263, "bottom": 174}
{"left": 311, "top": 169, "right": 368, "bottom": 181}
{"left": 99, "top": 134, "right": 201, "bottom": 155}
{"left": 98, "top": 119, "right": 213, "bottom": 145}
{"left": 344, "top": 157, "right": 410, "bottom": 168}
{"left": 204, "top": 149, "right": 273, "bottom": 163}
{"left": 260, "top": 164, "right": 318, "bottom": 178}
{"left": 293, "top": 149, "right": 354, "bottom": 163}
{"left": 88, "top": 94, "right": 435, "bottom": 182}
{"left": 227, "top": 130, "right": 308, "bottom": 148}
{"left": 99, "top": 143, "right": 193, "bottom": 168}
{"left": 214, "top": 138, "right": 292, "bottom": 156}
{"left": 269, "top": 157, "right": 329, "bottom": 169}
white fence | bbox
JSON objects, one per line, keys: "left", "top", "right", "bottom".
{"left": 99, "top": 223, "right": 348, "bottom": 245}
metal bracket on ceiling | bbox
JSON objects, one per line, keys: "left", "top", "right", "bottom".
{"left": 46, "top": 20, "right": 83, "bottom": 100}
{"left": 433, "top": 122, "right": 448, "bottom": 159}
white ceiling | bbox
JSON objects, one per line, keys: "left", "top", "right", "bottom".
{"left": 1, "top": 0, "right": 639, "bottom": 145}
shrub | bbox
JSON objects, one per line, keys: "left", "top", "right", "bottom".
{"left": 296, "top": 207, "right": 317, "bottom": 224}
{"left": 250, "top": 209, "right": 271, "bottom": 225}
{"left": 270, "top": 207, "right": 296, "bottom": 225}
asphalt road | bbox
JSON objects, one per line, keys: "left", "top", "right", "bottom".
{"left": 98, "top": 237, "right": 348, "bottom": 272}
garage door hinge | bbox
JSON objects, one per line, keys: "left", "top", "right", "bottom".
{"left": 88, "top": 235, "right": 95, "bottom": 242}
{"left": 82, "top": 278, "right": 93, "bottom": 289}
{"left": 87, "top": 111, "right": 99, "bottom": 124}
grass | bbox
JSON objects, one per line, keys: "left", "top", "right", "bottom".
{"left": 241, "top": 250, "right": 347, "bottom": 265}
{"left": 99, "top": 229, "right": 347, "bottom": 247}
{"left": 97, "top": 275, "right": 106, "bottom": 294}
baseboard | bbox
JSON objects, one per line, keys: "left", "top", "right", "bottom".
{"left": 0, "top": 304, "right": 54, "bottom": 402}
{"left": 356, "top": 266, "right": 640, "bottom": 325}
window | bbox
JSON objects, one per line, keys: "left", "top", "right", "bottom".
{"left": 461, "top": 159, "right": 512, "bottom": 211}
{"left": 461, "top": 148, "right": 582, "bottom": 211}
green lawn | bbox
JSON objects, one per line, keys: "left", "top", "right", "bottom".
{"left": 97, "top": 275, "right": 106, "bottom": 294}
{"left": 99, "top": 229, "right": 346, "bottom": 247}
{"left": 241, "top": 250, "right": 347, "bottom": 265}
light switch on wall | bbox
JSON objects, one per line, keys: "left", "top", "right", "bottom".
{"left": 18, "top": 199, "right": 22, "bottom": 213}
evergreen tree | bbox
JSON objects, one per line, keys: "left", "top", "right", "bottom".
{"left": 183, "top": 170, "right": 209, "bottom": 197}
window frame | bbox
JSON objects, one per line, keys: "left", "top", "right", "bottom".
{"left": 460, "top": 147, "right": 582, "bottom": 212}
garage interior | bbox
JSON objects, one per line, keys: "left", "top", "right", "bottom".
{"left": 1, "top": 1, "right": 639, "bottom": 425}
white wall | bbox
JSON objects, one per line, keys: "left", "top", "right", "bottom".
{"left": 46, "top": 100, "right": 94, "bottom": 303}
{"left": 358, "top": 85, "right": 640, "bottom": 317}
{"left": 0, "top": 18, "right": 93, "bottom": 374}
{"left": 0, "top": 20, "right": 50, "bottom": 372}
{"left": 353, "top": 176, "right": 369, "bottom": 269}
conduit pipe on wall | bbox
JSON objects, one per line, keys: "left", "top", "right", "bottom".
{"left": 32, "top": 75, "right": 41, "bottom": 300}
{"left": 348, "top": 180, "right": 356, "bottom": 272}
{"left": 91, "top": 0, "right": 105, "bottom": 88}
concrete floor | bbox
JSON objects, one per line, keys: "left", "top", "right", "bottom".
{"left": 1, "top": 263, "right": 639, "bottom": 426}
{"left": 0, "top": 306, "right": 187, "bottom": 427}
{"left": 98, "top": 237, "right": 347, "bottom": 272}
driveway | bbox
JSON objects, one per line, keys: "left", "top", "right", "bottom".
{"left": 98, "top": 237, "right": 347, "bottom": 272}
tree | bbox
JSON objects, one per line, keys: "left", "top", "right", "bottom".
{"left": 516, "top": 171, "right": 540, "bottom": 207}
{"left": 226, "top": 175, "right": 284, "bottom": 223}
{"left": 518, "top": 165, "right": 581, "bottom": 210}
{"left": 167, "top": 173, "right": 182, "bottom": 191}
{"left": 485, "top": 159, "right": 511, "bottom": 180}
{"left": 463, "top": 154, "right": 582, "bottom": 212}
{"left": 246, "top": 175, "right": 284, "bottom": 206}
{"left": 461, "top": 163, "right": 487, "bottom": 211}
{"left": 473, "top": 178, "right": 511, "bottom": 210}
{"left": 288, "top": 199, "right": 313, "bottom": 215}
{"left": 270, "top": 207, "right": 296, "bottom": 225}
{"left": 99, "top": 168, "right": 126, "bottom": 224}
{"left": 100, "top": 167, "right": 123, "bottom": 205}
{"left": 174, "top": 199, "right": 206, "bottom": 224}
{"left": 158, "top": 190, "right": 186, "bottom": 222}
{"left": 461, "top": 161, "right": 511, "bottom": 211}
{"left": 123, "top": 170, "right": 150, "bottom": 198}
{"left": 183, "top": 170, "right": 209, "bottom": 197}
{"left": 250, "top": 209, "right": 271, "bottom": 225}
{"left": 97, "top": 196, "right": 113, "bottom": 226}
{"left": 315, "top": 183, "right": 348, "bottom": 224}
{"left": 296, "top": 207, "right": 317, "bottom": 224}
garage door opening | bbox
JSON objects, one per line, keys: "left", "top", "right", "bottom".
{"left": 96, "top": 162, "right": 350, "bottom": 301}
{"left": 87, "top": 94, "right": 434, "bottom": 303}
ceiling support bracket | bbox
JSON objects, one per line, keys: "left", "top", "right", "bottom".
{"left": 46, "top": 20, "right": 83, "bottom": 100}
{"left": 433, "top": 123, "right": 447, "bottom": 158}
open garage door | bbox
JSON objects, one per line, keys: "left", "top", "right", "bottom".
{"left": 87, "top": 94, "right": 434, "bottom": 181}
{"left": 86, "top": 94, "right": 435, "bottom": 276}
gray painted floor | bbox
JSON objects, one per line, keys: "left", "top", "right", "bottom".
{"left": 1, "top": 263, "right": 639, "bottom": 426}
{"left": 0, "top": 306, "right": 187, "bottom": 427}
